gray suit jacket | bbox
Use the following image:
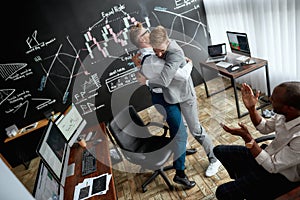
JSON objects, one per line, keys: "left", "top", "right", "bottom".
{"left": 148, "top": 40, "right": 195, "bottom": 104}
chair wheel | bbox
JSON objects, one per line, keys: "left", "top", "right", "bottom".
{"left": 169, "top": 185, "right": 174, "bottom": 191}
{"left": 142, "top": 187, "right": 147, "bottom": 193}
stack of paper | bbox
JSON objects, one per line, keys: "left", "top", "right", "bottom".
{"left": 73, "top": 173, "right": 112, "bottom": 200}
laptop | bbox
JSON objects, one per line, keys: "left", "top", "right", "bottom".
{"left": 206, "top": 43, "right": 227, "bottom": 63}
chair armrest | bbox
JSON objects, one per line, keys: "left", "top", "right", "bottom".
{"left": 144, "top": 122, "right": 169, "bottom": 137}
{"left": 255, "top": 134, "right": 275, "bottom": 143}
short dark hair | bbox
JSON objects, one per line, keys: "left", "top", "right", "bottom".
{"left": 278, "top": 81, "right": 300, "bottom": 110}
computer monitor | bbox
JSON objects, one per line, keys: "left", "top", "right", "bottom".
{"left": 226, "top": 31, "right": 251, "bottom": 57}
{"left": 56, "top": 103, "right": 87, "bottom": 147}
{"left": 33, "top": 160, "right": 64, "bottom": 200}
{"left": 36, "top": 120, "right": 70, "bottom": 187}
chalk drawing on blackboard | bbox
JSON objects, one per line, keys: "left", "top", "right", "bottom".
{"left": 153, "top": 4, "right": 207, "bottom": 41}
{"left": 38, "top": 36, "right": 88, "bottom": 104}
{"left": 82, "top": 4, "right": 137, "bottom": 60}
{"left": 73, "top": 73, "right": 102, "bottom": 105}
{"left": 5, "top": 90, "right": 31, "bottom": 118}
{"left": 0, "top": 89, "right": 15, "bottom": 105}
{"left": 0, "top": 63, "right": 27, "bottom": 81}
{"left": 79, "top": 102, "right": 105, "bottom": 116}
{"left": 90, "top": 73, "right": 101, "bottom": 90}
{"left": 105, "top": 67, "right": 139, "bottom": 93}
{"left": 174, "top": 0, "right": 197, "bottom": 10}
{"left": 31, "top": 98, "right": 57, "bottom": 110}
{"left": 7, "top": 100, "right": 29, "bottom": 118}
{"left": 26, "top": 30, "right": 56, "bottom": 54}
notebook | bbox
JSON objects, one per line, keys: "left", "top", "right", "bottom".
{"left": 206, "top": 43, "right": 227, "bottom": 63}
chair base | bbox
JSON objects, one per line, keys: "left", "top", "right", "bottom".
{"left": 141, "top": 165, "right": 174, "bottom": 192}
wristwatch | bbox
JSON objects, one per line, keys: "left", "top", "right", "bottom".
{"left": 245, "top": 139, "right": 255, "bottom": 149}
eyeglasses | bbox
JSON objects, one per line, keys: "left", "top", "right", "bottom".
{"left": 139, "top": 28, "right": 150, "bottom": 38}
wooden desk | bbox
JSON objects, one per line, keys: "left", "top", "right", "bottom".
{"left": 4, "top": 119, "right": 49, "bottom": 143}
{"left": 200, "top": 56, "right": 271, "bottom": 118}
{"left": 4, "top": 112, "right": 61, "bottom": 143}
{"left": 3, "top": 113, "right": 60, "bottom": 168}
{"left": 64, "top": 122, "right": 117, "bottom": 200}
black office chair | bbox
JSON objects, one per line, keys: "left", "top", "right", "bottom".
{"left": 107, "top": 105, "right": 175, "bottom": 192}
{"left": 255, "top": 134, "right": 275, "bottom": 149}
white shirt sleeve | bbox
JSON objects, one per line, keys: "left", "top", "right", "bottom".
{"left": 174, "top": 61, "right": 193, "bottom": 81}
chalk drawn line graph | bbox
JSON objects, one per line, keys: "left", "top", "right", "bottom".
{"left": 38, "top": 36, "right": 89, "bottom": 103}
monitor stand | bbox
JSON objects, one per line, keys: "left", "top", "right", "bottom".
{"left": 242, "top": 59, "right": 256, "bottom": 65}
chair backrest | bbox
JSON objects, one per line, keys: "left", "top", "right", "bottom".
{"left": 108, "top": 105, "right": 152, "bottom": 152}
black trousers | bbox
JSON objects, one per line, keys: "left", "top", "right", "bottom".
{"left": 214, "top": 145, "right": 300, "bottom": 200}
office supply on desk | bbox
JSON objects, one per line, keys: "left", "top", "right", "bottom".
{"left": 20, "top": 122, "right": 39, "bottom": 133}
{"left": 85, "top": 130, "right": 96, "bottom": 142}
{"left": 206, "top": 43, "right": 227, "bottom": 63}
{"left": 77, "top": 136, "right": 87, "bottom": 148}
{"left": 5, "top": 124, "right": 18, "bottom": 137}
{"left": 74, "top": 173, "right": 112, "bottom": 200}
{"left": 82, "top": 147, "right": 97, "bottom": 176}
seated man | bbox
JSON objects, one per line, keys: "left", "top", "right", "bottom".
{"left": 215, "top": 82, "right": 300, "bottom": 199}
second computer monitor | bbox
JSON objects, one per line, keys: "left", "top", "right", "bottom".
{"left": 56, "top": 103, "right": 87, "bottom": 147}
{"left": 226, "top": 31, "right": 251, "bottom": 57}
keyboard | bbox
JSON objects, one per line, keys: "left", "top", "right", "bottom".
{"left": 82, "top": 147, "right": 97, "bottom": 176}
{"left": 206, "top": 55, "right": 227, "bottom": 63}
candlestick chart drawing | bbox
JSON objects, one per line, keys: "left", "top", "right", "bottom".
{"left": 0, "top": 0, "right": 210, "bottom": 133}
{"left": 72, "top": 0, "right": 210, "bottom": 122}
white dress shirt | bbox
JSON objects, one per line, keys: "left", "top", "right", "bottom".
{"left": 138, "top": 47, "right": 193, "bottom": 93}
{"left": 255, "top": 114, "right": 300, "bottom": 182}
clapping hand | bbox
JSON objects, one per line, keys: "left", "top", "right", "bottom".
{"left": 220, "top": 122, "right": 250, "bottom": 138}
{"left": 241, "top": 83, "right": 260, "bottom": 110}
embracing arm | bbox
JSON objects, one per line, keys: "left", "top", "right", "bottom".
{"left": 173, "top": 57, "right": 193, "bottom": 81}
{"left": 148, "top": 48, "right": 185, "bottom": 88}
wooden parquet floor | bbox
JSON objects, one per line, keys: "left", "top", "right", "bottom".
{"left": 12, "top": 77, "right": 272, "bottom": 200}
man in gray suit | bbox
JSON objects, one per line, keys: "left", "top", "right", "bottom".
{"left": 136, "top": 25, "right": 221, "bottom": 177}
{"left": 130, "top": 22, "right": 196, "bottom": 189}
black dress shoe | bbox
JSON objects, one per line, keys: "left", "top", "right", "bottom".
{"left": 186, "top": 148, "right": 197, "bottom": 155}
{"left": 173, "top": 175, "right": 196, "bottom": 189}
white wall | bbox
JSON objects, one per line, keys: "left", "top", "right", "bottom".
{"left": 203, "top": 0, "right": 300, "bottom": 92}
{"left": 0, "top": 158, "right": 35, "bottom": 200}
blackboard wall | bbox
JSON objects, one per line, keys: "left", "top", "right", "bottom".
{"left": 0, "top": 0, "right": 211, "bottom": 143}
